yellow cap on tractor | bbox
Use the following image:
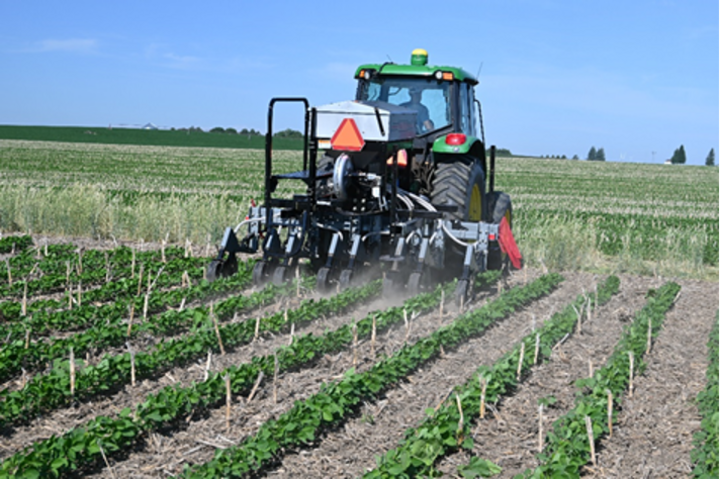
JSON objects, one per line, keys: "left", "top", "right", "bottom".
{"left": 411, "top": 48, "right": 428, "bottom": 66}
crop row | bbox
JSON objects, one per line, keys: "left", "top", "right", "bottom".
{"left": 0, "top": 273, "right": 502, "bottom": 477}
{"left": 0, "top": 235, "right": 33, "bottom": 254}
{"left": 0, "top": 255, "right": 207, "bottom": 324}
{"left": 0, "top": 278, "right": 378, "bottom": 429}
{"left": 365, "top": 275, "right": 621, "bottom": 477}
{"left": 0, "top": 261, "right": 257, "bottom": 382}
{"left": 521, "top": 281, "right": 681, "bottom": 477}
{"left": 2, "top": 242, "right": 194, "bottom": 286}
{"left": 175, "top": 273, "right": 563, "bottom": 478}
{"left": 691, "top": 313, "right": 719, "bottom": 478}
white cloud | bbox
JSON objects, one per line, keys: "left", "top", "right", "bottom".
{"left": 31, "top": 38, "right": 98, "bottom": 54}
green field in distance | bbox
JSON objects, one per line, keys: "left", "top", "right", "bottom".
{"left": 0, "top": 135, "right": 716, "bottom": 280}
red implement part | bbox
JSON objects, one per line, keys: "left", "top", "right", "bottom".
{"left": 498, "top": 217, "right": 522, "bottom": 269}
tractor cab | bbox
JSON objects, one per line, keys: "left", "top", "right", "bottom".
{"left": 354, "top": 49, "right": 482, "bottom": 143}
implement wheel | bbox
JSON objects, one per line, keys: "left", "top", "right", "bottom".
{"left": 252, "top": 261, "right": 268, "bottom": 286}
{"left": 207, "top": 260, "right": 222, "bottom": 282}
{"left": 272, "top": 265, "right": 288, "bottom": 286}
{"left": 316, "top": 267, "right": 332, "bottom": 293}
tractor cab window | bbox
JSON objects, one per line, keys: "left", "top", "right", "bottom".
{"left": 358, "top": 77, "right": 451, "bottom": 134}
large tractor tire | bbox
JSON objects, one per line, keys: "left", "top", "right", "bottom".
{"left": 486, "top": 191, "right": 513, "bottom": 272}
{"left": 431, "top": 158, "right": 485, "bottom": 222}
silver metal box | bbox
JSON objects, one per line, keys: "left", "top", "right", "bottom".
{"left": 315, "top": 100, "right": 416, "bottom": 143}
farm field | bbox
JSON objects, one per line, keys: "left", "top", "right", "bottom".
{"left": 0, "top": 242, "right": 715, "bottom": 478}
{"left": 0, "top": 137, "right": 717, "bottom": 478}
{"left": 0, "top": 139, "right": 717, "bottom": 280}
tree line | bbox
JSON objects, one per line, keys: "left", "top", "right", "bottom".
{"left": 667, "top": 145, "right": 715, "bottom": 166}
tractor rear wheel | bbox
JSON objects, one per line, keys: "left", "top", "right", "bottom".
{"left": 431, "top": 158, "right": 485, "bottom": 222}
{"left": 486, "top": 191, "right": 513, "bottom": 272}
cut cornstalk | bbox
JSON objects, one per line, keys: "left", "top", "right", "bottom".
{"left": 21, "top": 282, "right": 27, "bottom": 316}
{"left": 646, "top": 317, "right": 652, "bottom": 355}
{"left": 6, "top": 259, "right": 11, "bottom": 286}
{"left": 606, "top": 388, "right": 613, "bottom": 437}
{"left": 127, "top": 343, "right": 136, "bottom": 386}
{"left": 516, "top": 342, "right": 525, "bottom": 381}
{"left": 273, "top": 352, "right": 279, "bottom": 404}
{"left": 628, "top": 351, "right": 634, "bottom": 397}
{"left": 534, "top": 333, "right": 540, "bottom": 365}
{"left": 211, "top": 305, "right": 226, "bottom": 356}
{"left": 254, "top": 316, "right": 260, "bottom": 341}
{"left": 246, "top": 371, "right": 264, "bottom": 403}
{"left": 69, "top": 347, "right": 76, "bottom": 396}
{"left": 204, "top": 350, "right": 212, "bottom": 381}
{"left": 98, "top": 440, "right": 117, "bottom": 479}
{"left": 479, "top": 375, "right": 487, "bottom": 419}
{"left": 585, "top": 415, "right": 596, "bottom": 466}
{"left": 455, "top": 393, "right": 464, "bottom": 444}
{"left": 371, "top": 314, "right": 377, "bottom": 357}
{"left": 127, "top": 303, "right": 135, "bottom": 337}
{"left": 573, "top": 304, "right": 582, "bottom": 334}
{"left": 403, "top": 308, "right": 410, "bottom": 343}
{"left": 538, "top": 404, "right": 544, "bottom": 452}
{"left": 225, "top": 373, "right": 231, "bottom": 431}
{"left": 142, "top": 293, "right": 149, "bottom": 321}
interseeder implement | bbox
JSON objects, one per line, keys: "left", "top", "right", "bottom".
{"left": 208, "top": 49, "right": 522, "bottom": 303}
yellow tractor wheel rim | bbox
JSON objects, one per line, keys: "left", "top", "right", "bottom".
{"left": 469, "top": 184, "right": 482, "bottom": 221}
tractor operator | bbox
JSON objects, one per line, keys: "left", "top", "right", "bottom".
{"left": 401, "top": 87, "right": 434, "bottom": 133}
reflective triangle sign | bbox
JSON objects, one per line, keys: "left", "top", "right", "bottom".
{"left": 331, "top": 118, "right": 365, "bottom": 151}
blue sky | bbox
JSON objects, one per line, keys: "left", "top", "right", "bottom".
{"left": 1, "top": 1, "right": 717, "bottom": 164}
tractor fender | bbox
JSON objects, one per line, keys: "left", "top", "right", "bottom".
{"left": 432, "top": 134, "right": 487, "bottom": 179}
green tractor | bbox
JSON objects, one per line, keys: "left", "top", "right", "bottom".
{"left": 210, "top": 49, "right": 521, "bottom": 302}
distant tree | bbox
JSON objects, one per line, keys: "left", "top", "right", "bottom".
{"left": 226, "top": 127, "right": 237, "bottom": 134}
{"left": 274, "top": 128, "right": 303, "bottom": 138}
{"left": 705, "top": 148, "right": 715, "bottom": 166}
{"left": 596, "top": 148, "right": 606, "bottom": 161}
{"left": 587, "top": 146, "right": 597, "bottom": 161}
{"left": 671, "top": 145, "right": 687, "bottom": 164}
{"left": 210, "top": 127, "right": 225, "bottom": 133}
{"left": 561, "top": 154, "right": 567, "bottom": 159}
{"left": 572, "top": 154, "right": 579, "bottom": 160}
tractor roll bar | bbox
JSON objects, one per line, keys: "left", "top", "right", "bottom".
{"left": 264, "top": 97, "right": 316, "bottom": 230}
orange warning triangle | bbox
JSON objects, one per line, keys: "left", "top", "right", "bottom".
{"left": 331, "top": 118, "right": 364, "bottom": 151}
